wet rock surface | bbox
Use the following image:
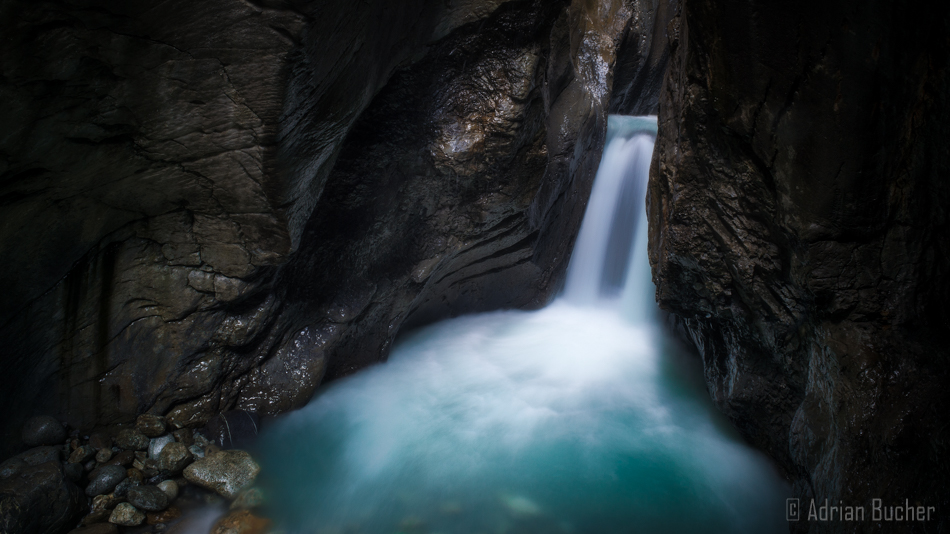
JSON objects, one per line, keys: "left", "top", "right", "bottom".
{"left": 108, "top": 502, "right": 145, "bottom": 527}
{"left": 0, "top": 461, "right": 86, "bottom": 534}
{"left": 650, "top": 0, "right": 950, "bottom": 530}
{"left": 184, "top": 450, "right": 261, "bottom": 500}
{"left": 0, "top": 0, "right": 666, "bottom": 452}
{"left": 85, "top": 465, "right": 127, "bottom": 497}
{"left": 127, "top": 484, "right": 169, "bottom": 512}
{"left": 20, "top": 416, "right": 67, "bottom": 447}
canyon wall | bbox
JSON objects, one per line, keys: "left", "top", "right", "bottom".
{"left": 0, "top": 0, "right": 668, "bottom": 453}
{"left": 649, "top": 0, "right": 950, "bottom": 531}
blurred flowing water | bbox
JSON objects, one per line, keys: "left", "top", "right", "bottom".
{"left": 254, "top": 116, "right": 791, "bottom": 534}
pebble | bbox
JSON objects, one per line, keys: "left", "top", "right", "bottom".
{"left": 91, "top": 494, "right": 119, "bottom": 513}
{"left": 68, "top": 445, "right": 96, "bottom": 464}
{"left": 115, "top": 429, "right": 149, "bottom": 451}
{"left": 149, "top": 434, "right": 176, "bottom": 459}
{"left": 86, "top": 465, "right": 127, "bottom": 497}
{"left": 158, "top": 442, "right": 193, "bottom": 473}
{"left": 113, "top": 476, "right": 140, "bottom": 499}
{"left": 109, "top": 503, "right": 145, "bottom": 527}
{"left": 105, "top": 450, "right": 134, "bottom": 467}
{"left": 95, "top": 448, "right": 113, "bottom": 463}
{"left": 136, "top": 415, "right": 167, "bottom": 438}
{"left": 21, "top": 416, "right": 66, "bottom": 447}
{"left": 127, "top": 484, "right": 169, "bottom": 512}
{"left": 183, "top": 450, "right": 260, "bottom": 499}
{"left": 158, "top": 479, "right": 179, "bottom": 500}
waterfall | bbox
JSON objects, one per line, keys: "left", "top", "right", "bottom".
{"left": 249, "top": 116, "right": 791, "bottom": 534}
{"left": 563, "top": 116, "right": 656, "bottom": 306}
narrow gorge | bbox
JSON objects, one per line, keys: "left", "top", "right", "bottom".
{"left": 0, "top": 0, "right": 947, "bottom": 533}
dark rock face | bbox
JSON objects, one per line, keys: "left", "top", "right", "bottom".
{"left": 649, "top": 0, "right": 950, "bottom": 529}
{"left": 0, "top": 461, "right": 87, "bottom": 534}
{"left": 0, "top": 0, "right": 664, "bottom": 450}
{"left": 20, "top": 416, "right": 66, "bottom": 447}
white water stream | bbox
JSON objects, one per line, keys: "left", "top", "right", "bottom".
{"left": 253, "top": 116, "right": 791, "bottom": 534}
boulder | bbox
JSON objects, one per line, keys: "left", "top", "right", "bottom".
{"left": 85, "top": 465, "right": 127, "bottom": 497}
{"left": 127, "top": 485, "right": 169, "bottom": 512}
{"left": 0, "top": 446, "right": 63, "bottom": 481}
{"left": 21, "top": 416, "right": 66, "bottom": 447}
{"left": 183, "top": 450, "right": 260, "bottom": 499}
{"left": 108, "top": 503, "right": 145, "bottom": 527}
{"left": 0, "top": 461, "right": 86, "bottom": 534}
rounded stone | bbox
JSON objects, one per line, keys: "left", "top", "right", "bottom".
{"left": 136, "top": 415, "right": 167, "bottom": 438}
{"left": 115, "top": 429, "right": 150, "bottom": 451}
{"left": 149, "top": 434, "right": 175, "bottom": 459}
{"left": 127, "top": 484, "right": 169, "bottom": 512}
{"left": 183, "top": 450, "right": 260, "bottom": 499}
{"left": 21, "top": 416, "right": 66, "bottom": 447}
{"left": 157, "top": 479, "right": 179, "bottom": 500}
{"left": 109, "top": 503, "right": 145, "bottom": 527}
{"left": 68, "top": 445, "right": 96, "bottom": 464}
{"left": 157, "top": 442, "right": 193, "bottom": 474}
{"left": 86, "top": 465, "right": 127, "bottom": 497}
{"left": 95, "top": 448, "right": 113, "bottom": 463}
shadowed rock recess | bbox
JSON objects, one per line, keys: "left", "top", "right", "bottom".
{"left": 649, "top": 0, "right": 950, "bottom": 531}
{"left": 0, "top": 0, "right": 669, "bottom": 452}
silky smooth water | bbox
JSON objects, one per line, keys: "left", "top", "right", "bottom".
{"left": 254, "top": 116, "right": 790, "bottom": 534}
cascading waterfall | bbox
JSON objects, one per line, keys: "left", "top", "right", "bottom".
{"left": 253, "top": 116, "right": 790, "bottom": 534}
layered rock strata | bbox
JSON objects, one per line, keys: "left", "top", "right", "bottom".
{"left": 649, "top": 0, "right": 950, "bottom": 530}
{"left": 0, "top": 0, "right": 667, "bottom": 452}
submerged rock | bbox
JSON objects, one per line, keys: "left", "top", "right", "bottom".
{"left": 211, "top": 510, "right": 270, "bottom": 534}
{"left": 109, "top": 502, "right": 145, "bottom": 526}
{"left": 21, "top": 416, "right": 66, "bottom": 447}
{"left": 230, "top": 487, "right": 263, "bottom": 510}
{"left": 68, "top": 523, "right": 118, "bottom": 534}
{"left": 184, "top": 450, "right": 260, "bottom": 499}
